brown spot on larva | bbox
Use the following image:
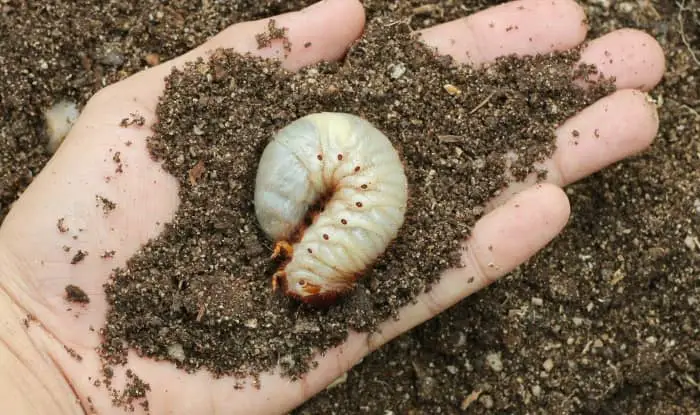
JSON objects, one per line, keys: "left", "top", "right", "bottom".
{"left": 304, "top": 42, "right": 312, "bottom": 48}
{"left": 307, "top": 248, "right": 313, "bottom": 254}
{"left": 361, "top": 184, "right": 368, "bottom": 189}
{"left": 323, "top": 234, "right": 329, "bottom": 240}
{"left": 356, "top": 202, "right": 363, "bottom": 208}
{"left": 317, "top": 154, "right": 323, "bottom": 161}
{"left": 337, "top": 154, "right": 343, "bottom": 161}
{"left": 354, "top": 166, "right": 361, "bottom": 172}
{"left": 341, "top": 218, "right": 348, "bottom": 225}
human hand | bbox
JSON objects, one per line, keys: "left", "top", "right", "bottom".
{"left": 0, "top": 0, "right": 664, "bottom": 413}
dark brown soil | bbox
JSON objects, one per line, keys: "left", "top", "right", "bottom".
{"left": 1, "top": 1, "right": 698, "bottom": 413}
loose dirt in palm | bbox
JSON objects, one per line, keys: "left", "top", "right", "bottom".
{"left": 1, "top": 1, "right": 697, "bottom": 413}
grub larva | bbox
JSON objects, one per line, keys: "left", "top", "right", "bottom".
{"left": 254, "top": 112, "right": 408, "bottom": 306}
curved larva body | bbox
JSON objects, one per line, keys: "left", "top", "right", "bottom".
{"left": 254, "top": 112, "right": 408, "bottom": 306}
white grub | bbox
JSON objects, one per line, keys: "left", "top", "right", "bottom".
{"left": 44, "top": 100, "right": 80, "bottom": 154}
{"left": 254, "top": 112, "right": 408, "bottom": 306}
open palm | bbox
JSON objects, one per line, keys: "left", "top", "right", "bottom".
{"left": 0, "top": 0, "right": 664, "bottom": 413}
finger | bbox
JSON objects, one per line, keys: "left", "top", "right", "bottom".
{"left": 104, "top": 0, "right": 365, "bottom": 100}
{"left": 576, "top": 28, "right": 666, "bottom": 91}
{"left": 550, "top": 89, "right": 659, "bottom": 184}
{"left": 172, "top": 0, "right": 365, "bottom": 72}
{"left": 418, "top": 0, "right": 588, "bottom": 66}
{"left": 363, "top": 183, "right": 570, "bottom": 350}
{"left": 487, "top": 89, "right": 659, "bottom": 209}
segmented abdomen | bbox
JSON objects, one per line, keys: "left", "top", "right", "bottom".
{"left": 254, "top": 112, "right": 408, "bottom": 298}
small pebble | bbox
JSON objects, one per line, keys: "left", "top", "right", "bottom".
{"left": 486, "top": 352, "right": 503, "bottom": 372}
{"left": 479, "top": 394, "right": 494, "bottom": 409}
{"left": 388, "top": 62, "right": 406, "bottom": 79}
{"left": 417, "top": 375, "right": 438, "bottom": 401}
{"left": 444, "top": 83, "right": 461, "bottom": 96}
{"left": 144, "top": 52, "right": 161, "bottom": 66}
{"left": 99, "top": 47, "right": 125, "bottom": 66}
{"left": 543, "top": 358, "right": 554, "bottom": 372}
{"left": 167, "top": 343, "right": 186, "bottom": 362}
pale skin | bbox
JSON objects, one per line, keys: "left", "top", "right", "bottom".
{"left": 0, "top": 0, "right": 665, "bottom": 413}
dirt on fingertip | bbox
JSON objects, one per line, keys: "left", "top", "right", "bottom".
{"left": 1, "top": 1, "right": 698, "bottom": 414}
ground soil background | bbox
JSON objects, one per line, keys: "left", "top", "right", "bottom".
{"left": 0, "top": 0, "right": 698, "bottom": 414}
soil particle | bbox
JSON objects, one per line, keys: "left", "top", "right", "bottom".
{"left": 96, "top": 195, "right": 117, "bottom": 214}
{"left": 109, "top": 369, "right": 151, "bottom": 413}
{"left": 119, "top": 113, "right": 146, "bottom": 128}
{"left": 65, "top": 284, "right": 90, "bottom": 303}
{"left": 255, "top": 18, "right": 292, "bottom": 53}
{"left": 70, "top": 250, "right": 89, "bottom": 265}
{"left": 64, "top": 345, "right": 84, "bottom": 362}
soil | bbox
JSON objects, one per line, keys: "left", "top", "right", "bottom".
{"left": 0, "top": 0, "right": 698, "bottom": 414}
